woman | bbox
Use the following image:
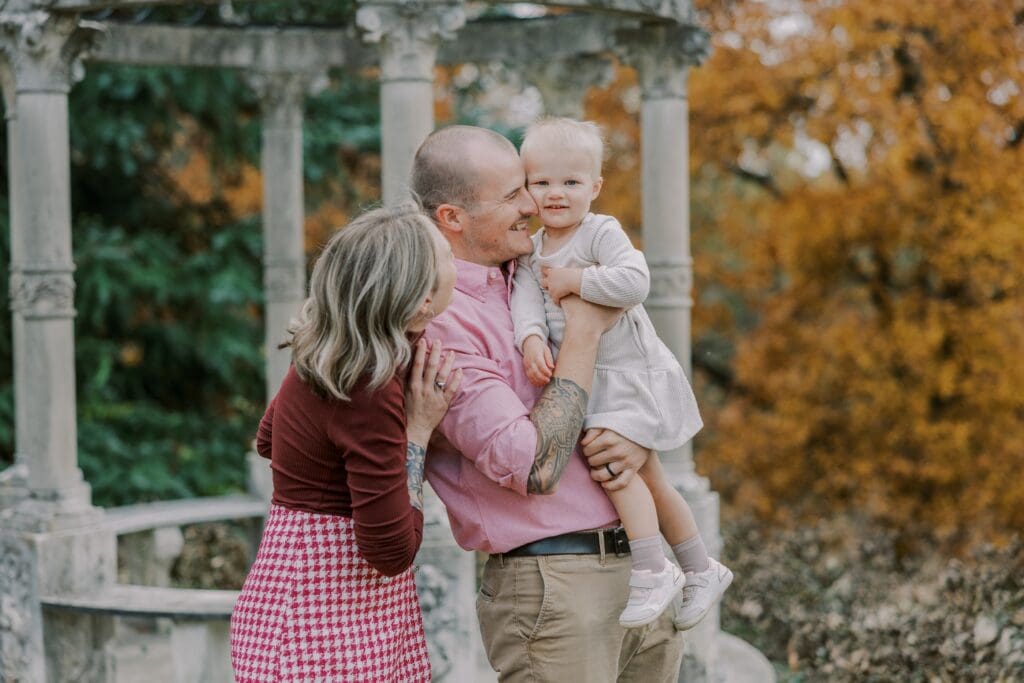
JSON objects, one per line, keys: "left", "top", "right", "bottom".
{"left": 230, "top": 204, "right": 461, "bottom": 682}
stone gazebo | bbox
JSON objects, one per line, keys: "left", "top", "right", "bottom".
{"left": 0, "top": 0, "right": 773, "bottom": 681}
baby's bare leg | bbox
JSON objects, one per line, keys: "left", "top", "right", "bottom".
{"left": 606, "top": 477, "right": 665, "bottom": 573}
{"left": 639, "top": 452, "right": 709, "bottom": 573}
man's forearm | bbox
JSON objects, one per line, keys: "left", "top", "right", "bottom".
{"left": 526, "top": 325, "right": 600, "bottom": 494}
{"left": 527, "top": 377, "right": 588, "bottom": 494}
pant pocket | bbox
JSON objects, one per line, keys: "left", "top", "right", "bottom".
{"left": 514, "top": 557, "right": 553, "bottom": 643}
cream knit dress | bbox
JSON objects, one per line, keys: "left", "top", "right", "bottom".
{"left": 511, "top": 213, "right": 703, "bottom": 451}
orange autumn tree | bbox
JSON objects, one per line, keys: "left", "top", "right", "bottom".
{"left": 677, "top": 0, "right": 1024, "bottom": 544}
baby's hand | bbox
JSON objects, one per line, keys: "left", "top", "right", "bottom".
{"left": 540, "top": 267, "right": 583, "bottom": 304}
{"left": 522, "top": 335, "right": 555, "bottom": 387}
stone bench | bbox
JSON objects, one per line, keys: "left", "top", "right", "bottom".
{"left": 42, "top": 584, "right": 237, "bottom": 683}
{"left": 40, "top": 584, "right": 239, "bottom": 620}
{"left": 100, "top": 493, "right": 268, "bottom": 536}
{"left": 35, "top": 493, "right": 268, "bottom": 683}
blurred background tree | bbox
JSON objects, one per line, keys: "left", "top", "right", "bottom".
{"left": 677, "top": 0, "right": 1024, "bottom": 548}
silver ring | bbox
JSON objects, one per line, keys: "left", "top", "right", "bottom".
{"left": 434, "top": 380, "right": 446, "bottom": 390}
{"left": 605, "top": 463, "right": 616, "bottom": 478}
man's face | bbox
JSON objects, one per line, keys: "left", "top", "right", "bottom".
{"left": 460, "top": 145, "right": 538, "bottom": 267}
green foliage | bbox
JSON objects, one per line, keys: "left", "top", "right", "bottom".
{"left": 1, "top": 60, "right": 381, "bottom": 506}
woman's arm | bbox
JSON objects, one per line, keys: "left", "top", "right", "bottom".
{"left": 405, "top": 339, "right": 460, "bottom": 511}
{"left": 339, "top": 380, "right": 425, "bottom": 577}
{"left": 255, "top": 397, "right": 276, "bottom": 459}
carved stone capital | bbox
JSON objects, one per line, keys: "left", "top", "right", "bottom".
{"left": 617, "top": 24, "right": 710, "bottom": 99}
{"left": 246, "top": 70, "right": 327, "bottom": 130}
{"left": 524, "top": 53, "right": 615, "bottom": 119}
{"left": 646, "top": 258, "right": 693, "bottom": 308}
{"left": 264, "top": 260, "right": 306, "bottom": 304}
{"left": 9, "top": 263, "right": 75, "bottom": 319}
{"left": 356, "top": 0, "right": 465, "bottom": 81}
{"left": 0, "top": 12, "right": 104, "bottom": 95}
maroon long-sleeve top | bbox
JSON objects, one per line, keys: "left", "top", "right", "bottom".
{"left": 256, "top": 366, "right": 423, "bottom": 577}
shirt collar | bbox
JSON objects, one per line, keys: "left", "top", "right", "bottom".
{"left": 454, "top": 258, "right": 516, "bottom": 301}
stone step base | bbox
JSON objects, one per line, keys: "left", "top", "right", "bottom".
{"left": 718, "top": 632, "right": 777, "bottom": 682}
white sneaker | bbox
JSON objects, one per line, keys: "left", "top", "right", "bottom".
{"left": 673, "top": 557, "right": 734, "bottom": 631}
{"left": 618, "top": 563, "right": 685, "bottom": 628}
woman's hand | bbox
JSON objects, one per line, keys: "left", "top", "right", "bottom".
{"left": 406, "top": 338, "right": 462, "bottom": 446}
{"left": 405, "top": 339, "right": 461, "bottom": 511}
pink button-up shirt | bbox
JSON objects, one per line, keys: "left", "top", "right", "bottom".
{"left": 424, "top": 258, "right": 619, "bottom": 554}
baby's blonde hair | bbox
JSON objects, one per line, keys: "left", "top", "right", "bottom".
{"left": 520, "top": 117, "right": 605, "bottom": 177}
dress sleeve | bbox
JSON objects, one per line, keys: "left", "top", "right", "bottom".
{"left": 510, "top": 253, "right": 549, "bottom": 351}
{"left": 579, "top": 217, "right": 651, "bottom": 308}
{"left": 333, "top": 380, "right": 424, "bottom": 577}
{"left": 256, "top": 397, "right": 275, "bottom": 459}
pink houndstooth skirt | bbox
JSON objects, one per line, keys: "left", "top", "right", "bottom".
{"left": 230, "top": 504, "right": 431, "bottom": 682}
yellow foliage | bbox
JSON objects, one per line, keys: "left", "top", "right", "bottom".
{"left": 686, "top": 0, "right": 1024, "bottom": 546}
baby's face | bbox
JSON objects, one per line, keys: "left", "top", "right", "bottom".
{"left": 523, "top": 145, "right": 603, "bottom": 231}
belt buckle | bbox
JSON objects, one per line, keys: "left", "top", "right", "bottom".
{"left": 611, "top": 526, "right": 629, "bottom": 556}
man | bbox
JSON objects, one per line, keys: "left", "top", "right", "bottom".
{"left": 413, "top": 125, "right": 684, "bottom": 682}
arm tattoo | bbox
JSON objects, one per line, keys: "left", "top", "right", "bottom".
{"left": 527, "top": 377, "right": 588, "bottom": 494}
{"left": 406, "top": 442, "right": 426, "bottom": 512}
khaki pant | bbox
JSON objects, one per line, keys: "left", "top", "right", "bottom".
{"left": 476, "top": 552, "right": 684, "bottom": 682}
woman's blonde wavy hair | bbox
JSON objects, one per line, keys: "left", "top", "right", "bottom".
{"left": 284, "top": 204, "right": 440, "bottom": 400}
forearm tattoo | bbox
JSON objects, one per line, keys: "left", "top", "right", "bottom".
{"left": 527, "top": 377, "right": 588, "bottom": 494}
{"left": 406, "top": 442, "right": 426, "bottom": 512}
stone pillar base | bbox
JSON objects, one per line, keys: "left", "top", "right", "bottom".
{"left": 0, "top": 503, "right": 116, "bottom": 683}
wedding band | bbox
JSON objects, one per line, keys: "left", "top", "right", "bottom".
{"left": 434, "top": 380, "right": 446, "bottom": 390}
{"left": 605, "top": 463, "right": 616, "bottom": 478}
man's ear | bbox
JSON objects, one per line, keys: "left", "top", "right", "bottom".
{"left": 435, "top": 203, "right": 464, "bottom": 234}
{"left": 591, "top": 176, "right": 604, "bottom": 200}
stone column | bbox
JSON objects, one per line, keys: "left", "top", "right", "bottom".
{"left": 524, "top": 54, "right": 615, "bottom": 119}
{"left": 0, "top": 56, "right": 27, "bottom": 512}
{"left": 357, "top": 0, "right": 465, "bottom": 205}
{"left": 0, "top": 10, "right": 105, "bottom": 528}
{"left": 619, "top": 24, "right": 720, "bottom": 682}
{"left": 246, "top": 71, "right": 324, "bottom": 403}
{"left": 0, "top": 12, "right": 116, "bottom": 683}
{"left": 357, "top": 9, "right": 481, "bottom": 677}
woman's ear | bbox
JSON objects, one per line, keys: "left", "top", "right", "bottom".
{"left": 418, "top": 292, "right": 436, "bottom": 320}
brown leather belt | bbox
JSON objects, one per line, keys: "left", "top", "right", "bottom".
{"left": 502, "top": 526, "right": 630, "bottom": 557}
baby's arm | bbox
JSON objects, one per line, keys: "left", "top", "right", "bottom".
{"left": 511, "top": 255, "right": 554, "bottom": 386}
{"left": 521, "top": 335, "right": 554, "bottom": 387}
{"left": 579, "top": 218, "right": 650, "bottom": 308}
{"left": 540, "top": 266, "right": 583, "bottom": 304}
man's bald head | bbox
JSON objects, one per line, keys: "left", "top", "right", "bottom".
{"left": 411, "top": 125, "right": 518, "bottom": 220}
